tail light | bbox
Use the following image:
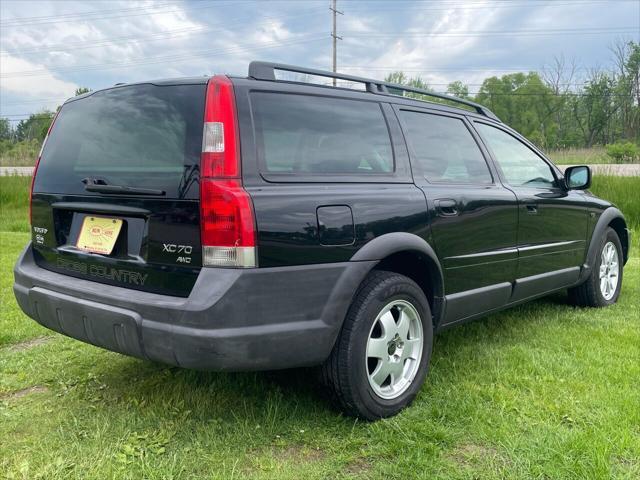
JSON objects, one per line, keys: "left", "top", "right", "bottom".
{"left": 30, "top": 109, "right": 60, "bottom": 225}
{"left": 200, "top": 75, "right": 256, "bottom": 268}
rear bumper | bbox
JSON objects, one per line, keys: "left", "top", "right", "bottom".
{"left": 14, "top": 244, "right": 374, "bottom": 371}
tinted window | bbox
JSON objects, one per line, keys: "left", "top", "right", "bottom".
{"left": 34, "top": 83, "right": 206, "bottom": 198}
{"left": 252, "top": 93, "right": 393, "bottom": 175}
{"left": 475, "top": 123, "right": 556, "bottom": 188}
{"left": 400, "top": 111, "right": 492, "bottom": 184}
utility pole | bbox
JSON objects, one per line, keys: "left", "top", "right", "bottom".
{"left": 330, "top": 0, "right": 343, "bottom": 86}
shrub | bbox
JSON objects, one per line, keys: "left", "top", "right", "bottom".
{"left": 605, "top": 142, "right": 640, "bottom": 163}
{"left": 0, "top": 139, "right": 41, "bottom": 167}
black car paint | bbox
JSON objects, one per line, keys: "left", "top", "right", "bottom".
{"left": 24, "top": 72, "right": 629, "bottom": 356}
{"left": 31, "top": 193, "right": 201, "bottom": 297}
{"left": 30, "top": 81, "right": 206, "bottom": 297}
{"left": 233, "top": 76, "right": 622, "bottom": 328}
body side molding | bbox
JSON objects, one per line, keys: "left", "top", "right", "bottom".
{"left": 442, "top": 282, "right": 512, "bottom": 325}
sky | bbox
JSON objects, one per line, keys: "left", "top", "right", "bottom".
{"left": 1, "top": 0, "right": 639, "bottom": 124}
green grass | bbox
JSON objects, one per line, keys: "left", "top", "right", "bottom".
{"left": 0, "top": 139, "right": 41, "bottom": 167}
{"left": 0, "top": 175, "right": 31, "bottom": 233}
{"left": 3, "top": 145, "right": 637, "bottom": 167}
{"left": 1, "top": 175, "right": 639, "bottom": 479}
{"left": 548, "top": 147, "right": 613, "bottom": 165}
{"left": 590, "top": 176, "right": 640, "bottom": 236}
{"left": 547, "top": 146, "right": 640, "bottom": 165}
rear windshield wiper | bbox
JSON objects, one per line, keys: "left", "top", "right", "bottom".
{"left": 82, "top": 178, "right": 165, "bottom": 196}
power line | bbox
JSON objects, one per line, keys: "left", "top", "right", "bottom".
{"left": 1, "top": 114, "right": 51, "bottom": 118}
{"left": 2, "top": 23, "right": 635, "bottom": 65}
{"left": 0, "top": 35, "right": 325, "bottom": 79}
{"left": 339, "top": 66, "right": 607, "bottom": 72}
{"left": 341, "top": 0, "right": 639, "bottom": 2}
{"left": 1, "top": 97, "right": 68, "bottom": 106}
{"left": 0, "top": 90, "right": 612, "bottom": 110}
{"left": 2, "top": 65, "right": 624, "bottom": 106}
{"left": 2, "top": 92, "right": 635, "bottom": 119}
{"left": 343, "top": 27, "right": 638, "bottom": 38}
{"left": 4, "top": 0, "right": 622, "bottom": 30}
{"left": 344, "top": 0, "right": 635, "bottom": 12}
{"left": 0, "top": 2, "right": 179, "bottom": 26}
{"left": 247, "top": 0, "right": 638, "bottom": 2}
{"left": 1, "top": 8, "right": 324, "bottom": 57}
{"left": 0, "top": 1, "right": 255, "bottom": 28}
{"left": 1, "top": 26, "right": 209, "bottom": 56}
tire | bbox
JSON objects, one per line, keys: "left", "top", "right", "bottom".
{"left": 569, "top": 227, "right": 624, "bottom": 307}
{"left": 320, "top": 270, "right": 433, "bottom": 420}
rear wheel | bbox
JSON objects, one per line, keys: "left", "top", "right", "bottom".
{"left": 320, "top": 271, "right": 433, "bottom": 420}
{"left": 569, "top": 227, "right": 623, "bottom": 307}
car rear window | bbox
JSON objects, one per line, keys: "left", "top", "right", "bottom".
{"left": 251, "top": 92, "right": 394, "bottom": 176}
{"left": 34, "top": 83, "right": 206, "bottom": 199}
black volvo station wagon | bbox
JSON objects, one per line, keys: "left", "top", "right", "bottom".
{"left": 14, "top": 61, "right": 630, "bottom": 419}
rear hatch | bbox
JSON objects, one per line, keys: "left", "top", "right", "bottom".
{"left": 31, "top": 80, "right": 207, "bottom": 297}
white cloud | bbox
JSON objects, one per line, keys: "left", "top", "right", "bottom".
{"left": 1, "top": 53, "right": 78, "bottom": 100}
{"left": 375, "top": 6, "right": 497, "bottom": 75}
{"left": 0, "top": 0, "right": 206, "bottom": 74}
{"left": 251, "top": 20, "right": 292, "bottom": 45}
{"left": 0, "top": 0, "right": 635, "bottom": 117}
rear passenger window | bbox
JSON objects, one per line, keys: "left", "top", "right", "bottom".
{"left": 399, "top": 111, "right": 492, "bottom": 184}
{"left": 251, "top": 93, "right": 393, "bottom": 175}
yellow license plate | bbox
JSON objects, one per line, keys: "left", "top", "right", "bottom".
{"left": 77, "top": 216, "right": 123, "bottom": 255}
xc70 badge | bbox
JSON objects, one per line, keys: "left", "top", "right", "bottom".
{"left": 163, "top": 243, "right": 193, "bottom": 264}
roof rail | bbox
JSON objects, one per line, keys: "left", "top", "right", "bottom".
{"left": 248, "top": 61, "right": 500, "bottom": 122}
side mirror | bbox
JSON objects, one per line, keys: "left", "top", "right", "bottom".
{"left": 564, "top": 165, "right": 591, "bottom": 190}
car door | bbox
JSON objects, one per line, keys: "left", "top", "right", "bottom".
{"left": 395, "top": 106, "right": 519, "bottom": 324}
{"left": 474, "top": 122, "right": 590, "bottom": 301}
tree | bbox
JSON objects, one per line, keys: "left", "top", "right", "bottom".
{"left": 474, "top": 72, "right": 559, "bottom": 147}
{"left": 0, "top": 118, "right": 12, "bottom": 141}
{"left": 14, "top": 111, "right": 55, "bottom": 142}
{"left": 542, "top": 55, "right": 581, "bottom": 147}
{"left": 384, "top": 71, "right": 433, "bottom": 101}
{"left": 611, "top": 40, "right": 640, "bottom": 141}
{"left": 573, "top": 70, "right": 618, "bottom": 147}
{"left": 75, "top": 87, "right": 91, "bottom": 96}
{"left": 446, "top": 81, "right": 470, "bottom": 99}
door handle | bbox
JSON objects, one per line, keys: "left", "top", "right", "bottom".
{"left": 435, "top": 199, "right": 459, "bottom": 217}
{"left": 525, "top": 204, "right": 538, "bottom": 214}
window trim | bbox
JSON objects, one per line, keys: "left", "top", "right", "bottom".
{"left": 472, "top": 120, "right": 563, "bottom": 190}
{"left": 250, "top": 91, "right": 411, "bottom": 184}
{"left": 394, "top": 105, "right": 496, "bottom": 186}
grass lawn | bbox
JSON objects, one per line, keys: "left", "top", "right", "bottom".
{"left": 546, "top": 147, "right": 640, "bottom": 166}
{"left": 2, "top": 147, "right": 636, "bottom": 168}
{"left": 547, "top": 147, "right": 611, "bottom": 165}
{"left": 1, "top": 175, "right": 639, "bottom": 479}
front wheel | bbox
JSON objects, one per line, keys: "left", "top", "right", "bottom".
{"left": 320, "top": 271, "right": 433, "bottom": 420}
{"left": 569, "top": 227, "right": 624, "bottom": 307}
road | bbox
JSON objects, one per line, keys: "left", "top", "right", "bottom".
{"left": 1, "top": 164, "right": 639, "bottom": 177}
{"left": 559, "top": 164, "right": 640, "bottom": 177}
{"left": 0, "top": 166, "right": 34, "bottom": 176}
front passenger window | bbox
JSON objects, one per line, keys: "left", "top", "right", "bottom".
{"left": 475, "top": 123, "right": 556, "bottom": 188}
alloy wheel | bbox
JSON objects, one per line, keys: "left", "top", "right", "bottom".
{"left": 599, "top": 241, "right": 619, "bottom": 301}
{"left": 365, "top": 300, "right": 423, "bottom": 400}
